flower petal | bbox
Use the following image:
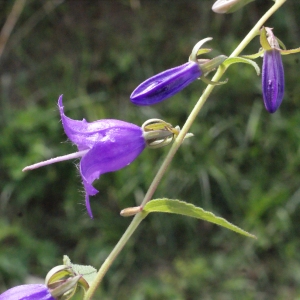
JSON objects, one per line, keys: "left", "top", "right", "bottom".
{"left": 130, "top": 62, "right": 201, "bottom": 106}
{"left": 58, "top": 95, "right": 139, "bottom": 150}
{"left": 79, "top": 125, "right": 145, "bottom": 218}
{"left": 0, "top": 284, "right": 55, "bottom": 300}
{"left": 262, "top": 49, "right": 285, "bottom": 113}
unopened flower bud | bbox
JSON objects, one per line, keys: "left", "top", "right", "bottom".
{"left": 212, "top": 0, "right": 254, "bottom": 14}
{"left": 261, "top": 28, "right": 284, "bottom": 113}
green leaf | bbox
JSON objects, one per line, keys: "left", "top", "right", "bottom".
{"left": 143, "top": 199, "right": 256, "bottom": 239}
{"left": 222, "top": 57, "right": 260, "bottom": 75}
{"left": 63, "top": 255, "right": 97, "bottom": 287}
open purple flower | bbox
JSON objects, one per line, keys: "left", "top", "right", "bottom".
{"left": 0, "top": 284, "right": 55, "bottom": 300}
{"left": 23, "top": 95, "right": 145, "bottom": 218}
{"left": 130, "top": 38, "right": 227, "bottom": 106}
{"left": 23, "top": 96, "right": 178, "bottom": 218}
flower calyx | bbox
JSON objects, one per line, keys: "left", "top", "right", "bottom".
{"left": 189, "top": 38, "right": 227, "bottom": 84}
{"left": 46, "top": 265, "right": 89, "bottom": 300}
{"left": 142, "top": 119, "right": 180, "bottom": 149}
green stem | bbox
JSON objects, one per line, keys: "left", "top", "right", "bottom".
{"left": 84, "top": 1, "right": 286, "bottom": 299}
{"left": 84, "top": 213, "right": 146, "bottom": 300}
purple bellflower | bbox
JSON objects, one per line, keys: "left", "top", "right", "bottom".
{"left": 130, "top": 38, "right": 227, "bottom": 106}
{"left": 23, "top": 96, "right": 178, "bottom": 218}
{"left": 0, "top": 284, "right": 55, "bottom": 300}
{"left": 259, "top": 27, "right": 300, "bottom": 113}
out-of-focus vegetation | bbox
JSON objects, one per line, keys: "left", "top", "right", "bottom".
{"left": 1, "top": 0, "right": 300, "bottom": 299}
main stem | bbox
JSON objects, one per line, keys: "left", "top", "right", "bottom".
{"left": 84, "top": 1, "right": 286, "bottom": 299}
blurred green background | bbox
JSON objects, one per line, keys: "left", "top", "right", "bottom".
{"left": 1, "top": 0, "right": 300, "bottom": 299}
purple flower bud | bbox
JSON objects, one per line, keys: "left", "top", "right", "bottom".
{"left": 58, "top": 96, "right": 146, "bottom": 218}
{"left": 262, "top": 48, "right": 285, "bottom": 113}
{"left": 130, "top": 61, "right": 201, "bottom": 106}
{"left": 0, "top": 284, "right": 55, "bottom": 300}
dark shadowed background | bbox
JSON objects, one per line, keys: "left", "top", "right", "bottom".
{"left": 1, "top": 0, "right": 300, "bottom": 299}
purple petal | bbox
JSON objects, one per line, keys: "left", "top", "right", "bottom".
{"left": 130, "top": 61, "right": 201, "bottom": 106}
{"left": 80, "top": 125, "right": 145, "bottom": 218}
{"left": 262, "top": 49, "right": 285, "bottom": 113}
{"left": 0, "top": 284, "right": 55, "bottom": 300}
{"left": 58, "top": 95, "right": 139, "bottom": 151}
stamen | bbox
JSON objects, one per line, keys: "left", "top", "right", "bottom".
{"left": 22, "top": 149, "right": 89, "bottom": 171}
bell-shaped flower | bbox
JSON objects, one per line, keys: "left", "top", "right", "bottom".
{"left": 247, "top": 27, "right": 300, "bottom": 113}
{"left": 23, "top": 96, "right": 179, "bottom": 218}
{"left": 0, "top": 284, "right": 55, "bottom": 300}
{"left": 130, "top": 38, "right": 227, "bottom": 106}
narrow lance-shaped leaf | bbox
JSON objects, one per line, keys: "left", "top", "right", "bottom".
{"left": 143, "top": 199, "right": 256, "bottom": 239}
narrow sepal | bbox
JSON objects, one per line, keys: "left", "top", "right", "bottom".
{"left": 260, "top": 27, "right": 272, "bottom": 51}
{"left": 223, "top": 56, "right": 261, "bottom": 75}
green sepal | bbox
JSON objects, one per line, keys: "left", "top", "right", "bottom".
{"left": 51, "top": 276, "right": 81, "bottom": 300}
{"left": 276, "top": 37, "right": 286, "bottom": 50}
{"left": 196, "top": 48, "right": 212, "bottom": 56}
{"left": 142, "top": 199, "right": 256, "bottom": 239}
{"left": 200, "top": 76, "right": 228, "bottom": 86}
{"left": 280, "top": 47, "right": 300, "bottom": 55}
{"left": 260, "top": 27, "right": 272, "bottom": 50}
{"left": 222, "top": 56, "right": 260, "bottom": 75}
{"left": 189, "top": 37, "right": 213, "bottom": 62}
{"left": 242, "top": 49, "right": 264, "bottom": 59}
{"left": 200, "top": 55, "right": 227, "bottom": 74}
{"left": 45, "top": 265, "right": 74, "bottom": 286}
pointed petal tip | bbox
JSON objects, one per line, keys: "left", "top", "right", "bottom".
{"left": 58, "top": 94, "right": 63, "bottom": 105}
{"left": 85, "top": 194, "right": 94, "bottom": 219}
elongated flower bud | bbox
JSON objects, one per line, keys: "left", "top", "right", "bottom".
{"left": 261, "top": 27, "right": 284, "bottom": 113}
{"left": 130, "top": 61, "right": 201, "bottom": 106}
{"left": 212, "top": 0, "right": 254, "bottom": 14}
{"left": 262, "top": 48, "right": 284, "bottom": 113}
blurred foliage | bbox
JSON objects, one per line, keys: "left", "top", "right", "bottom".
{"left": 1, "top": 0, "right": 300, "bottom": 299}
